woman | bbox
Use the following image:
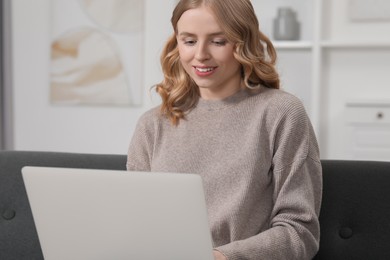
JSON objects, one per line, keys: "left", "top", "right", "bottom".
{"left": 127, "top": 0, "right": 322, "bottom": 259}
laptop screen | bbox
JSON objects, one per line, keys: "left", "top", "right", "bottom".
{"left": 22, "top": 166, "right": 214, "bottom": 260}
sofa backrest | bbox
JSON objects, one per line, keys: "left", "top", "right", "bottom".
{"left": 1, "top": 151, "right": 390, "bottom": 259}
{"left": 0, "top": 151, "right": 127, "bottom": 260}
{"left": 314, "top": 160, "right": 390, "bottom": 259}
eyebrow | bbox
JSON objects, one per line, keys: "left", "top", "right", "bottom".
{"left": 178, "top": 31, "right": 225, "bottom": 37}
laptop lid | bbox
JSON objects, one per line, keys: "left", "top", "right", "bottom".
{"left": 22, "top": 166, "right": 214, "bottom": 260}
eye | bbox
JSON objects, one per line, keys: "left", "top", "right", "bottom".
{"left": 182, "top": 38, "right": 197, "bottom": 46}
{"left": 212, "top": 39, "right": 227, "bottom": 46}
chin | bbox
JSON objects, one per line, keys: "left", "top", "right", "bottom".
{"left": 193, "top": 80, "right": 213, "bottom": 89}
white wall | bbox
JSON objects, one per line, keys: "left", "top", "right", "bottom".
{"left": 11, "top": 0, "right": 175, "bottom": 154}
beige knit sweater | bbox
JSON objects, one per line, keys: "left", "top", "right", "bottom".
{"left": 126, "top": 86, "right": 322, "bottom": 260}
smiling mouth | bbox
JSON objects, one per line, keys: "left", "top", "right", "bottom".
{"left": 194, "top": 66, "right": 216, "bottom": 72}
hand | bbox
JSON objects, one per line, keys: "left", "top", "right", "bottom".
{"left": 213, "top": 250, "right": 227, "bottom": 260}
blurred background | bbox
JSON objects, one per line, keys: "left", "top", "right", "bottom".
{"left": 1, "top": 0, "right": 390, "bottom": 161}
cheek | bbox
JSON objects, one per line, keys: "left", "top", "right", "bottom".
{"left": 219, "top": 52, "right": 241, "bottom": 74}
{"left": 220, "top": 48, "right": 237, "bottom": 63}
{"left": 177, "top": 46, "right": 193, "bottom": 64}
{"left": 177, "top": 50, "right": 193, "bottom": 75}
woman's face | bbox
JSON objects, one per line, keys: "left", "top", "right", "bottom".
{"left": 176, "top": 6, "right": 242, "bottom": 100}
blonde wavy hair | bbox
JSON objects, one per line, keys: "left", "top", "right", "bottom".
{"left": 156, "top": 0, "right": 280, "bottom": 125}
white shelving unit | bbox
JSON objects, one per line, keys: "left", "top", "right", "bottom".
{"left": 253, "top": 0, "right": 390, "bottom": 160}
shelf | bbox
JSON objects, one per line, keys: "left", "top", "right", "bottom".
{"left": 346, "top": 99, "right": 390, "bottom": 107}
{"left": 321, "top": 41, "right": 390, "bottom": 49}
{"left": 273, "top": 41, "right": 313, "bottom": 50}
{"left": 273, "top": 41, "right": 390, "bottom": 49}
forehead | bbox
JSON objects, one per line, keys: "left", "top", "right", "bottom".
{"left": 176, "top": 6, "right": 223, "bottom": 35}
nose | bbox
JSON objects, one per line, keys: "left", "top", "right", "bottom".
{"left": 195, "top": 42, "right": 210, "bottom": 61}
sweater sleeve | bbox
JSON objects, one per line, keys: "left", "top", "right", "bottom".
{"left": 216, "top": 98, "right": 322, "bottom": 260}
{"left": 126, "top": 110, "right": 156, "bottom": 171}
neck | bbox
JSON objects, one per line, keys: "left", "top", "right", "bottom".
{"left": 199, "top": 80, "right": 244, "bottom": 101}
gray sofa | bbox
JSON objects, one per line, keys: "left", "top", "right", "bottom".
{"left": 1, "top": 150, "right": 390, "bottom": 259}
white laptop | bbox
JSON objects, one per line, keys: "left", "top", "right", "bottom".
{"left": 22, "top": 166, "right": 214, "bottom": 260}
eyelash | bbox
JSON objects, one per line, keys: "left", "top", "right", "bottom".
{"left": 212, "top": 40, "right": 227, "bottom": 46}
{"left": 182, "top": 39, "right": 227, "bottom": 46}
{"left": 184, "top": 40, "right": 196, "bottom": 46}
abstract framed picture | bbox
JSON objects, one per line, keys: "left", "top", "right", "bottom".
{"left": 50, "top": 0, "right": 144, "bottom": 106}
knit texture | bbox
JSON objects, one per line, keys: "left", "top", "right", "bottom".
{"left": 127, "top": 86, "right": 322, "bottom": 260}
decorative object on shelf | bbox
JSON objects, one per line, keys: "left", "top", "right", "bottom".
{"left": 273, "top": 7, "right": 300, "bottom": 41}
